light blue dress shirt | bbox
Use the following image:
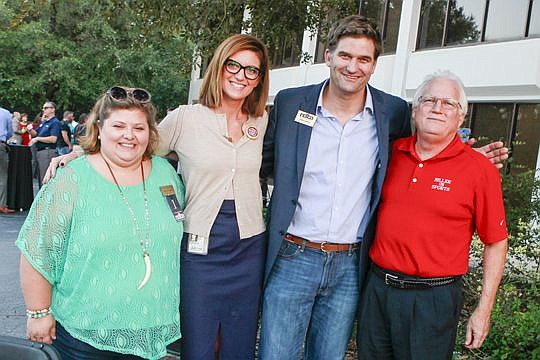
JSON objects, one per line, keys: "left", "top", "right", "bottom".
{"left": 287, "top": 83, "right": 379, "bottom": 244}
{"left": 0, "top": 107, "right": 13, "bottom": 142}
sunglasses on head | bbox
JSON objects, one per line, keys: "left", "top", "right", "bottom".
{"left": 107, "top": 86, "right": 151, "bottom": 103}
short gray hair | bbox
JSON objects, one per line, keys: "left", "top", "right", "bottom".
{"left": 412, "top": 70, "right": 468, "bottom": 115}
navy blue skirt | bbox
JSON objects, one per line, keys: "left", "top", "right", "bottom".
{"left": 180, "top": 200, "right": 266, "bottom": 360}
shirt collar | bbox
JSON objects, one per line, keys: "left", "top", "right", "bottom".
{"left": 398, "top": 134, "right": 466, "bottom": 161}
{"left": 316, "top": 81, "right": 374, "bottom": 120}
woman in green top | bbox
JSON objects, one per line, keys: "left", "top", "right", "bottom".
{"left": 17, "top": 87, "right": 185, "bottom": 359}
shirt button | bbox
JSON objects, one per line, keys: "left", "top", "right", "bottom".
{"left": 412, "top": 178, "right": 418, "bottom": 183}
{"left": 419, "top": 163, "right": 424, "bottom": 168}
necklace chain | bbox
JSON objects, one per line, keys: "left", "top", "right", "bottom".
{"left": 101, "top": 154, "right": 150, "bottom": 255}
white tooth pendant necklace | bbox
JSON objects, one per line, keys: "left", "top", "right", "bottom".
{"left": 101, "top": 154, "right": 151, "bottom": 290}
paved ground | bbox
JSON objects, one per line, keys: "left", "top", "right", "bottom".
{"left": 0, "top": 209, "right": 27, "bottom": 339}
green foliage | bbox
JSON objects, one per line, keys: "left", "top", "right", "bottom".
{"left": 481, "top": 283, "right": 540, "bottom": 359}
{"left": 0, "top": 0, "right": 191, "bottom": 118}
{"left": 456, "top": 281, "right": 540, "bottom": 360}
{"left": 455, "top": 171, "right": 540, "bottom": 359}
{"left": 502, "top": 171, "right": 540, "bottom": 278}
{"left": 136, "top": 0, "right": 359, "bottom": 63}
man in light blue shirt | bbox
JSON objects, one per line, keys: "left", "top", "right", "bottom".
{"left": 0, "top": 106, "right": 13, "bottom": 213}
{"left": 286, "top": 83, "right": 378, "bottom": 245}
{"left": 259, "top": 15, "right": 412, "bottom": 359}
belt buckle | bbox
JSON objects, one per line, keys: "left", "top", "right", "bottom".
{"left": 384, "top": 273, "right": 396, "bottom": 285}
{"left": 385, "top": 273, "right": 405, "bottom": 288}
{"left": 320, "top": 241, "right": 329, "bottom": 253}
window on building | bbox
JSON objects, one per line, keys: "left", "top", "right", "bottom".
{"left": 417, "top": 0, "right": 538, "bottom": 50}
{"left": 360, "top": 0, "right": 403, "bottom": 53}
{"left": 512, "top": 104, "right": 540, "bottom": 173}
{"left": 527, "top": 0, "right": 540, "bottom": 36}
{"left": 417, "top": 0, "right": 447, "bottom": 49}
{"left": 484, "top": 0, "right": 530, "bottom": 41}
{"left": 314, "top": 37, "right": 327, "bottom": 63}
{"left": 470, "top": 103, "right": 514, "bottom": 147}
{"left": 199, "top": 57, "right": 211, "bottom": 79}
{"left": 469, "top": 102, "right": 540, "bottom": 174}
{"left": 271, "top": 31, "right": 304, "bottom": 69}
{"left": 445, "top": 0, "right": 484, "bottom": 46}
{"left": 384, "top": 0, "right": 403, "bottom": 52}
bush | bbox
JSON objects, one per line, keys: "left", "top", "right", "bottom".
{"left": 454, "top": 171, "right": 540, "bottom": 359}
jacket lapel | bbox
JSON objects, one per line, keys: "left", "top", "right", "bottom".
{"left": 369, "top": 85, "right": 391, "bottom": 215}
{"left": 295, "top": 82, "right": 324, "bottom": 186}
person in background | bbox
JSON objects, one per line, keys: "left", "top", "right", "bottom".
{"left": 18, "top": 113, "right": 32, "bottom": 146}
{"left": 73, "top": 112, "right": 88, "bottom": 145}
{"left": 57, "top": 111, "right": 73, "bottom": 155}
{"left": 0, "top": 106, "right": 13, "bottom": 213}
{"left": 64, "top": 111, "right": 78, "bottom": 144}
{"left": 17, "top": 86, "right": 184, "bottom": 359}
{"left": 8, "top": 111, "right": 22, "bottom": 145}
{"left": 28, "top": 102, "right": 61, "bottom": 187}
{"left": 358, "top": 71, "right": 508, "bottom": 359}
{"left": 32, "top": 112, "right": 42, "bottom": 129}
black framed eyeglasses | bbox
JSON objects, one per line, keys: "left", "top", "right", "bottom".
{"left": 107, "top": 86, "right": 151, "bottom": 103}
{"left": 42, "top": 106, "right": 53, "bottom": 110}
{"left": 224, "top": 59, "right": 261, "bottom": 80}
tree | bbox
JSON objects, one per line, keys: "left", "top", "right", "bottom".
{"left": 0, "top": 0, "right": 192, "bottom": 118}
{"left": 417, "top": 0, "right": 481, "bottom": 48}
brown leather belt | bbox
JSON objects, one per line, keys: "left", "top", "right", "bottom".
{"left": 284, "top": 233, "right": 360, "bottom": 253}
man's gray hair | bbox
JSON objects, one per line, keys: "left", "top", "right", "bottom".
{"left": 412, "top": 70, "right": 468, "bottom": 115}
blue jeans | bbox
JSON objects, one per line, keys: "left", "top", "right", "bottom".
{"left": 259, "top": 239, "right": 359, "bottom": 360}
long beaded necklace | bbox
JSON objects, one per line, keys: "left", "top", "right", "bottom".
{"left": 101, "top": 154, "right": 151, "bottom": 290}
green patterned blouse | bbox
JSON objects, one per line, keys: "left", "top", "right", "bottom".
{"left": 17, "top": 156, "right": 184, "bottom": 359}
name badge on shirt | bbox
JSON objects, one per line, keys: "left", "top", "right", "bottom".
{"left": 294, "top": 110, "right": 317, "bottom": 127}
{"left": 160, "top": 185, "right": 185, "bottom": 222}
{"left": 187, "top": 233, "right": 209, "bottom": 255}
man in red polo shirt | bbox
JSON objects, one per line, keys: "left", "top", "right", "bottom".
{"left": 358, "top": 71, "right": 508, "bottom": 360}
